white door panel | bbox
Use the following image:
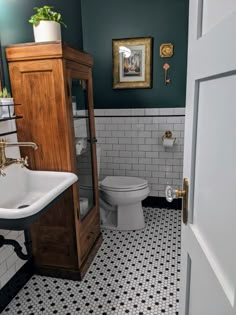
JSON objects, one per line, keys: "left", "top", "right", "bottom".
{"left": 202, "top": 0, "right": 236, "bottom": 35}
{"left": 193, "top": 74, "right": 236, "bottom": 303}
{"left": 192, "top": 10, "right": 236, "bottom": 80}
{"left": 179, "top": 0, "right": 236, "bottom": 314}
{"left": 188, "top": 231, "right": 233, "bottom": 315}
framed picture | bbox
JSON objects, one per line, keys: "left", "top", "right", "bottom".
{"left": 112, "top": 37, "right": 152, "bottom": 89}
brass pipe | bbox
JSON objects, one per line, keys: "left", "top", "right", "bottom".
{"left": 0, "top": 140, "right": 38, "bottom": 150}
{"left": 0, "top": 139, "right": 38, "bottom": 175}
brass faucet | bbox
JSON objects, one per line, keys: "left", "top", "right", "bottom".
{"left": 0, "top": 139, "right": 38, "bottom": 176}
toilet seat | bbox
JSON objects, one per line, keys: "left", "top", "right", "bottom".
{"left": 100, "top": 176, "right": 148, "bottom": 192}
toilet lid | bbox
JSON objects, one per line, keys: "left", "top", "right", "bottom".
{"left": 100, "top": 176, "right": 148, "bottom": 191}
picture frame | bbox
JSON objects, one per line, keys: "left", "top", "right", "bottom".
{"left": 112, "top": 37, "right": 152, "bottom": 89}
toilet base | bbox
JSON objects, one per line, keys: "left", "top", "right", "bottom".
{"left": 101, "top": 202, "right": 145, "bottom": 231}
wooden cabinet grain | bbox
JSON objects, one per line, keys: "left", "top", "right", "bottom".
{"left": 6, "top": 41, "right": 102, "bottom": 279}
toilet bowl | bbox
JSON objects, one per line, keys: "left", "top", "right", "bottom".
{"left": 99, "top": 176, "right": 150, "bottom": 231}
{"left": 78, "top": 146, "right": 150, "bottom": 230}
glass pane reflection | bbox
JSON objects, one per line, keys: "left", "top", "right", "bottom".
{"left": 72, "top": 79, "right": 95, "bottom": 219}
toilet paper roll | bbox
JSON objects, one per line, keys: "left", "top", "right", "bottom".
{"left": 75, "top": 138, "right": 87, "bottom": 155}
{"left": 76, "top": 143, "right": 83, "bottom": 155}
{"left": 163, "top": 138, "right": 175, "bottom": 147}
{"left": 79, "top": 197, "right": 89, "bottom": 216}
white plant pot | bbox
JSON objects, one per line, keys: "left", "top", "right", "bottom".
{"left": 0, "top": 98, "right": 14, "bottom": 118}
{"left": 33, "top": 21, "right": 61, "bottom": 42}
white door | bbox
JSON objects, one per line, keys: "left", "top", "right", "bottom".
{"left": 167, "top": 1, "right": 236, "bottom": 314}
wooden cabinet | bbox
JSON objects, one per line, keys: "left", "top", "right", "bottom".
{"left": 6, "top": 41, "right": 102, "bottom": 279}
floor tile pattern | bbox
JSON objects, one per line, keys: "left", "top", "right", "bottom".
{"left": 2, "top": 208, "right": 181, "bottom": 315}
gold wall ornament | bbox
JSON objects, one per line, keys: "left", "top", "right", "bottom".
{"left": 160, "top": 43, "right": 174, "bottom": 58}
{"left": 163, "top": 63, "right": 171, "bottom": 85}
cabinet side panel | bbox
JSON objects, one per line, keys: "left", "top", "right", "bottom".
{"left": 8, "top": 59, "right": 78, "bottom": 270}
{"left": 31, "top": 188, "right": 78, "bottom": 269}
{"left": 9, "top": 59, "right": 71, "bottom": 171}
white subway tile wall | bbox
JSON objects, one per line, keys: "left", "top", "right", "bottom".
{"left": 94, "top": 108, "right": 185, "bottom": 197}
{"left": 0, "top": 121, "right": 25, "bottom": 289}
{"left": 0, "top": 230, "right": 26, "bottom": 288}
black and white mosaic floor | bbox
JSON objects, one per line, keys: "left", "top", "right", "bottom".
{"left": 2, "top": 208, "right": 181, "bottom": 315}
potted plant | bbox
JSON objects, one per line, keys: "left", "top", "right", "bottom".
{"left": 0, "top": 87, "right": 14, "bottom": 117}
{"left": 29, "top": 6, "right": 66, "bottom": 42}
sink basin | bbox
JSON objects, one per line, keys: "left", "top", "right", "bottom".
{"left": 0, "top": 164, "right": 78, "bottom": 230}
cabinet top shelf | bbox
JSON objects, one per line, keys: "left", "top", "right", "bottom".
{"left": 5, "top": 41, "right": 93, "bottom": 67}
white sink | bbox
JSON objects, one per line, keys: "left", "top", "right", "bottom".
{"left": 0, "top": 164, "right": 78, "bottom": 229}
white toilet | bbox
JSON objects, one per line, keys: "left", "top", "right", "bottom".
{"left": 78, "top": 146, "right": 150, "bottom": 231}
{"left": 99, "top": 176, "right": 150, "bottom": 231}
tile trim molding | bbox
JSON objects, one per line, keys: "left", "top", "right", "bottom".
{"left": 94, "top": 115, "right": 185, "bottom": 118}
{"left": 142, "top": 196, "right": 182, "bottom": 210}
{"left": 93, "top": 107, "right": 185, "bottom": 117}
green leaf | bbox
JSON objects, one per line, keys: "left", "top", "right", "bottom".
{"left": 0, "top": 87, "right": 11, "bottom": 98}
{"left": 28, "top": 5, "right": 67, "bottom": 27}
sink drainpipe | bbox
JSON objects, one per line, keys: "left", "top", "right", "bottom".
{"left": 0, "top": 229, "right": 32, "bottom": 260}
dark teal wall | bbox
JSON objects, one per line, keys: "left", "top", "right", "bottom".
{"left": 0, "top": 0, "right": 83, "bottom": 87}
{"left": 81, "top": 0, "right": 189, "bottom": 109}
{"left": 0, "top": 0, "right": 189, "bottom": 108}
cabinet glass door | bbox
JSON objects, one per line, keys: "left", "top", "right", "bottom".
{"left": 71, "top": 79, "right": 95, "bottom": 220}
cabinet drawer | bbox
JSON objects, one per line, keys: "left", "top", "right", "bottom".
{"left": 80, "top": 212, "right": 100, "bottom": 264}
